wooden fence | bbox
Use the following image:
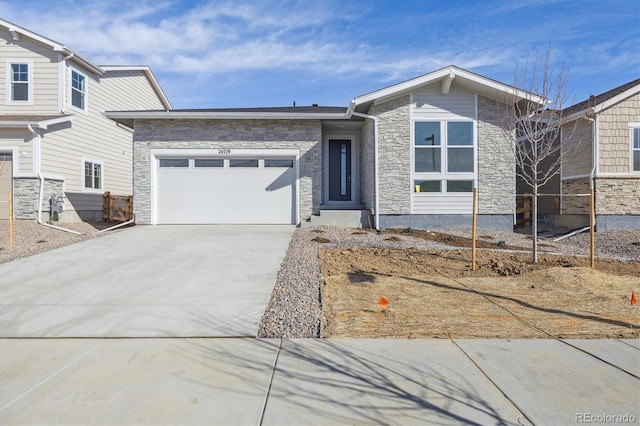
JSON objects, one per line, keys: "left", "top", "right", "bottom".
{"left": 103, "top": 192, "right": 133, "bottom": 222}
{"left": 515, "top": 194, "right": 531, "bottom": 228}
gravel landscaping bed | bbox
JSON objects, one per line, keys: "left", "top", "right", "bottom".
{"left": 257, "top": 226, "right": 640, "bottom": 338}
{"left": 0, "top": 220, "right": 127, "bottom": 264}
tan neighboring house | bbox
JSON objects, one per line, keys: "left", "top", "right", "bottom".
{"left": 560, "top": 79, "right": 640, "bottom": 230}
{"left": 0, "top": 19, "right": 171, "bottom": 222}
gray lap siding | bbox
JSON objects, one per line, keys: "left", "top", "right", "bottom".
{"left": 132, "top": 119, "right": 322, "bottom": 224}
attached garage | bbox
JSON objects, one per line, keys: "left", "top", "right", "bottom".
{"left": 152, "top": 149, "right": 298, "bottom": 224}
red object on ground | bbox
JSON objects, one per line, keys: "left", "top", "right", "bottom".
{"left": 378, "top": 297, "right": 389, "bottom": 309}
{"left": 631, "top": 291, "right": 637, "bottom": 306}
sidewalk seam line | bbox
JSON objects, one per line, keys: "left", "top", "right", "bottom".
{"left": 558, "top": 340, "right": 640, "bottom": 379}
{"left": 451, "top": 340, "right": 535, "bottom": 426}
{"left": 0, "top": 341, "right": 105, "bottom": 413}
{"left": 259, "top": 337, "right": 283, "bottom": 426}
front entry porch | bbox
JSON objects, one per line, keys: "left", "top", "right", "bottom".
{"left": 305, "top": 125, "right": 369, "bottom": 228}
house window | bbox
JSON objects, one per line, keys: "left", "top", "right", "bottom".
{"left": 446, "top": 180, "right": 474, "bottom": 192}
{"left": 413, "top": 120, "right": 475, "bottom": 193}
{"left": 6, "top": 61, "right": 32, "bottom": 104}
{"left": 633, "top": 127, "right": 640, "bottom": 172}
{"left": 10, "top": 63, "right": 29, "bottom": 101}
{"left": 71, "top": 69, "right": 87, "bottom": 111}
{"left": 84, "top": 161, "right": 102, "bottom": 190}
{"left": 414, "top": 180, "right": 441, "bottom": 193}
{"left": 446, "top": 122, "right": 474, "bottom": 172}
{"left": 414, "top": 122, "right": 441, "bottom": 172}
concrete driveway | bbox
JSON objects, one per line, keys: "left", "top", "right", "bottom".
{"left": 0, "top": 225, "right": 294, "bottom": 337}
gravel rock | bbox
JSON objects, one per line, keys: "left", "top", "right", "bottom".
{"left": 0, "top": 220, "right": 126, "bottom": 264}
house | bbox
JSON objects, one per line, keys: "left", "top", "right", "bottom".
{"left": 0, "top": 19, "right": 171, "bottom": 222}
{"left": 106, "top": 66, "right": 543, "bottom": 231}
{"left": 559, "top": 79, "right": 640, "bottom": 231}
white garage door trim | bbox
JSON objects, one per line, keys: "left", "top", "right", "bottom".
{"left": 150, "top": 148, "right": 300, "bottom": 224}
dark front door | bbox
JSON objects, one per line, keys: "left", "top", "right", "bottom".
{"left": 328, "top": 139, "right": 351, "bottom": 202}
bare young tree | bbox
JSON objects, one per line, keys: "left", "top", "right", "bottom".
{"left": 498, "top": 47, "right": 592, "bottom": 262}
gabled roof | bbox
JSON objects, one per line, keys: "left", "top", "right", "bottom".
{"left": 349, "top": 65, "right": 546, "bottom": 113}
{"left": 561, "top": 78, "right": 640, "bottom": 119}
{"left": 101, "top": 66, "right": 172, "bottom": 110}
{"left": 0, "top": 114, "right": 74, "bottom": 129}
{"left": 106, "top": 106, "right": 348, "bottom": 128}
{"left": 1, "top": 20, "right": 171, "bottom": 109}
{"left": 0, "top": 18, "right": 103, "bottom": 74}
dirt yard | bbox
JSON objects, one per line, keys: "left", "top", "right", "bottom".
{"left": 320, "top": 247, "right": 640, "bottom": 339}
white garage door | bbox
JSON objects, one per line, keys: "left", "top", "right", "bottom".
{"left": 155, "top": 156, "right": 296, "bottom": 224}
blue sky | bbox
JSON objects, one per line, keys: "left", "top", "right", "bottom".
{"left": 1, "top": 0, "right": 638, "bottom": 109}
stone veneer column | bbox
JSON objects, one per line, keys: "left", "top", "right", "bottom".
{"left": 369, "top": 96, "right": 411, "bottom": 214}
{"left": 477, "top": 96, "right": 515, "bottom": 215}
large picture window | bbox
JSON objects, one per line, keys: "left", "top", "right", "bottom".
{"left": 446, "top": 122, "right": 474, "bottom": 172}
{"left": 414, "top": 122, "right": 441, "bottom": 172}
{"left": 413, "top": 120, "right": 475, "bottom": 193}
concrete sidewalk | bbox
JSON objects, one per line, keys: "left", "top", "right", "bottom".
{"left": 1, "top": 338, "right": 637, "bottom": 425}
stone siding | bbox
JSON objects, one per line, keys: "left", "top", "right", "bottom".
{"left": 133, "top": 119, "right": 322, "bottom": 224}
{"left": 595, "top": 177, "right": 640, "bottom": 215}
{"left": 368, "top": 96, "right": 411, "bottom": 214}
{"left": 477, "top": 96, "right": 515, "bottom": 214}
{"left": 13, "top": 177, "right": 63, "bottom": 219}
{"left": 561, "top": 178, "right": 590, "bottom": 214}
{"left": 379, "top": 214, "right": 513, "bottom": 232}
{"left": 359, "top": 117, "right": 375, "bottom": 211}
{"left": 598, "top": 93, "right": 640, "bottom": 174}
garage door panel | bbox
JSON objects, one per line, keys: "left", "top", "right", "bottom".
{"left": 155, "top": 158, "right": 296, "bottom": 224}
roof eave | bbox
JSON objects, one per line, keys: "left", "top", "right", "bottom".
{"left": 1, "top": 19, "right": 103, "bottom": 75}
{"left": 0, "top": 115, "right": 74, "bottom": 129}
{"left": 105, "top": 111, "right": 350, "bottom": 126}
{"left": 352, "top": 65, "right": 546, "bottom": 108}
{"left": 561, "top": 84, "right": 640, "bottom": 123}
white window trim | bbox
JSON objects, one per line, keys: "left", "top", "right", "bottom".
{"left": 411, "top": 119, "right": 477, "bottom": 195}
{"left": 69, "top": 66, "right": 89, "bottom": 114}
{"left": 81, "top": 158, "right": 103, "bottom": 192}
{"left": 630, "top": 124, "right": 640, "bottom": 173}
{"left": 5, "top": 59, "right": 33, "bottom": 105}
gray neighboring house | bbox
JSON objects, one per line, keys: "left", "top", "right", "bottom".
{"left": 107, "top": 66, "right": 542, "bottom": 230}
{"left": 0, "top": 19, "right": 171, "bottom": 222}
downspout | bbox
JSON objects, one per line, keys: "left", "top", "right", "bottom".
{"left": 98, "top": 215, "right": 135, "bottom": 233}
{"left": 351, "top": 111, "right": 380, "bottom": 230}
{"left": 27, "top": 124, "right": 81, "bottom": 235}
